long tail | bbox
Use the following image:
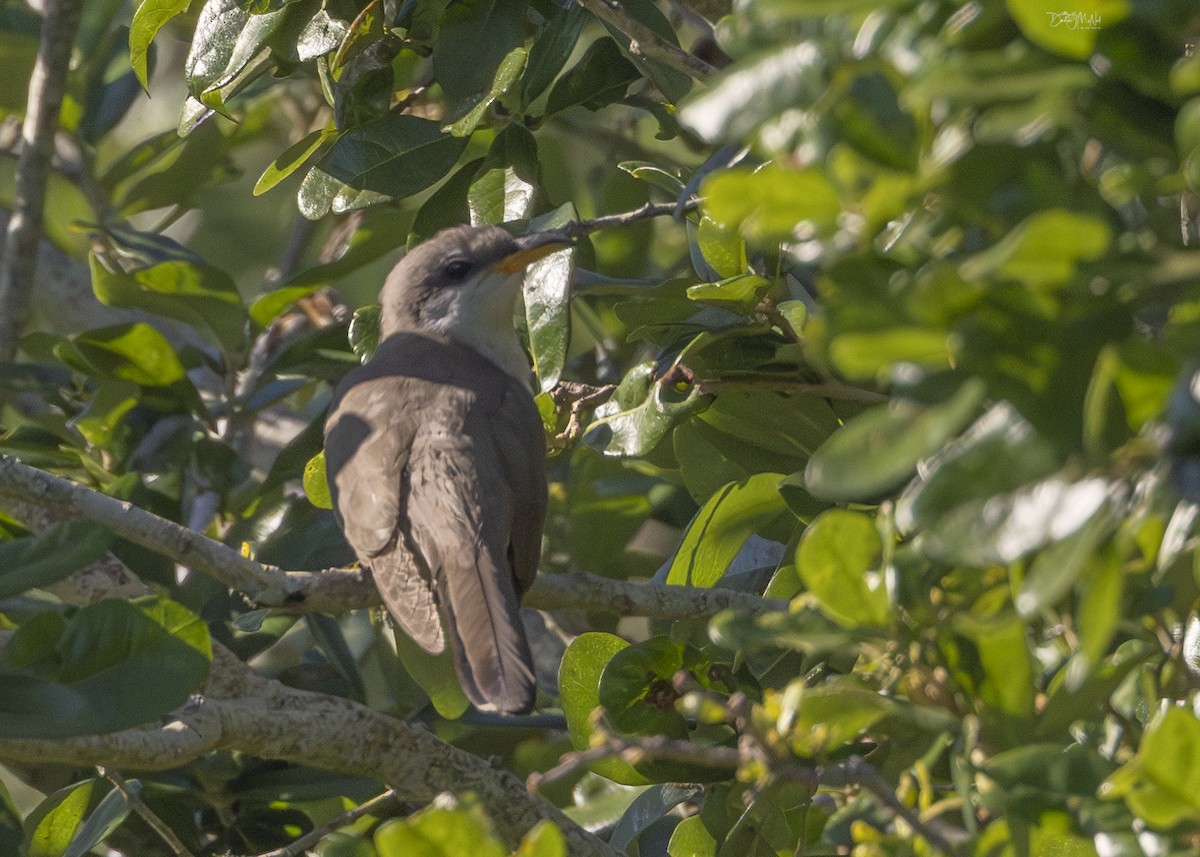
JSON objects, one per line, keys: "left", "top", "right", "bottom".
{"left": 437, "top": 561, "right": 536, "bottom": 715}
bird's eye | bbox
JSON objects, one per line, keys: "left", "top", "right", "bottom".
{"left": 443, "top": 259, "right": 472, "bottom": 280}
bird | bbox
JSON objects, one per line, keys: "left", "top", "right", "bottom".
{"left": 323, "top": 224, "right": 567, "bottom": 714}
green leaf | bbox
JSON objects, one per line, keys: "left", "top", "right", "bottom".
{"left": 784, "top": 679, "right": 890, "bottom": 756}
{"left": 667, "top": 815, "right": 717, "bottom": 857}
{"left": 302, "top": 114, "right": 468, "bottom": 218}
{"left": 559, "top": 632, "right": 648, "bottom": 785}
{"left": 303, "top": 452, "right": 331, "bottom": 508}
{"left": 444, "top": 46, "right": 526, "bottom": 137}
{"left": 22, "top": 780, "right": 95, "bottom": 857}
{"left": 953, "top": 613, "right": 1035, "bottom": 718}
{"left": 598, "top": 637, "right": 689, "bottom": 738}
{"left": 694, "top": 214, "right": 746, "bottom": 280}
{"left": 0, "top": 596, "right": 212, "bottom": 739}
{"left": 410, "top": 158, "right": 483, "bottom": 246}
{"left": 583, "top": 365, "right": 711, "bottom": 458}
{"left": 960, "top": 209, "right": 1112, "bottom": 292}
{"left": 895, "top": 402, "right": 1061, "bottom": 534}
{"left": 516, "top": 820, "right": 566, "bottom": 857}
{"left": 254, "top": 127, "right": 336, "bottom": 196}
{"left": 348, "top": 305, "right": 382, "bottom": 363}
{"left": 1103, "top": 707, "right": 1200, "bottom": 827}
{"left": 185, "top": 0, "right": 290, "bottom": 98}
{"left": 0, "top": 519, "right": 113, "bottom": 599}
{"left": 431, "top": 0, "right": 527, "bottom": 103}
{"left": 62, "top": 781, "right": 132, "bottom": 857}
{"left": 686, "top": 275, "right": 769, "bottom": 315}
{"left": 89, "top": 255, "right": 246, "bottom": 357}
{"left": 545, "top": 37, "right": 639, "bottom": 116}
{"left": 468, "top": 124, "right": 540, "bottom": 225}
{"left": 804, "top": 379, "right": 986, "bottom": 503}
{"left": 922, "top": 476, "right": 1114, "bottom": 567}
{"left": 374, "top": 804, "right": 507, "bottom": 857}
{"left": 1006, "top": 0, "right": 1129, "bottom": 60}
{"left": 520, "top": 1, "right": 586, "bottom": 105}
{"left": 525, "top": 204, "right": 576, "bottom": 391}
{"left": 393, "top": 629, "right": 469, "bottom": 720}
{"left": 1015, "top": 502, "right": 1114, "bottom": 618}
{"left": 678, "top": 42, "right": 823, "bottom": 145}
{"left": 702, "top": 166, "right": 840, "bottom": 241}
{"left": 666, "top": 473, "right": 791, "bottom": 588}
{"left": 795, "top": 509, "right": 888, "bottom": 628}
{"left": 60, "top": 323, "right": 190, "bottom": 388}
{"left": 129, "top": 0, "right": 192, "bottom": 89}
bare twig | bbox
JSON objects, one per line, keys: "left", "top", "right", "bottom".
{"left": 0, "top": 0, "right": 85, "bottom": 360}
{"left": 695, "top": 378, "right": 888, "bottom": 403}
{"left": 560, "top": 199, "right": 703, "bottom": 241}
{"left": 255, "top": 789, "right": 399, "bottom": 857}
{"left": 574, "top": 0, "right": 715, "bottom": 81}
{"left": 549, "top": 381, "right": 617, "bottom": 447}
{"left": 97, "top": 767, "right": 197, "bottom": 857}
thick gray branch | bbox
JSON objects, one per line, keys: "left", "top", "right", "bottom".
{"left": 0, "top": 0, "right": 84, "bottom": 360}
{"left": 0, "top": 454, "right": 786, "bottom": 620}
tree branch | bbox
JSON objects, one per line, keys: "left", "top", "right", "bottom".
{"left": 0, "top": 0, "right": 84, "bottom": 360}
{"left": 0, "top": 454, "right": 786, "bottom": 621}
{"left": 98, "top": 766, "right": 197, "bottom": 857}
{"left": 573, "top": 0, "right": 715, "bottom": 81}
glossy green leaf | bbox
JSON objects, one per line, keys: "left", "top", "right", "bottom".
{"left": 795, "top": 509, "right": 888, "bottom": 628}
{"left": 686, "top": 275, "right": 769, "bottom": 314}
{"left": 254, "top": 127, "right": 335, "bottom": 196}
{"left": 302, "top": 114, "right": 468, "bottom": 218}
{"left": 184, "top": 0, "right": 289, "bottom": 98}
{"left": 468, "top": 124, "right": 540, "bottom": 225}
{"left": 666, "top": 473, "right": 790, "bottom": 588}
{"left": 61, "top": 323, "right": 189, "bottom": 388}
{"left": 61, "top": 781, "right": 132, "bottom": 857}
{"left": 784, "top": 679, "right": 890, "bottom": 756}
{"left": 89, "top": 255, "right": 246, "bottom": 357}
{"left": 521, "top": 1, "right": 586, "bottom": 105}
{"left": 804, "top": 379, "right": 986, "bottom": 502}
{"left": 599, "top": 637, "right": 690, "bottom": 738}
{"left": 559, "top": 632, "right": 648, "bottom": 785}
{"left": 584, "top": 365, "right": 711, "bottom": 458}
{"left": 702, "top": 166, "right": 840, "bottom": 241}
{"left": 525, "top": 204, "right": 576, "bottom": 392}
{"left": 22, "top": 780, "right": 94, "bottom": 857}
{"left": 431, "top": 0, "right": 526, "bottom": 103}
{"left": 695, "top": 214, "right": 746, "bottom": 280}
{"left": 410, "top": 158, "right": 483, "bottom": 246}
{"left": 545, "top": 37, "right": 639, "bottom": 116}
{"left": 348, "top": 305, "right": 381, "bottom": 363}
{"left": 1103, "top": 707, "right": 1200, "bottom": 827}
{"left": 129, "top": 0, "right": 191, "bottom": 88}
{"left": 0, "top": 519, "right": 113, "bottom": 599}
{"left": 444, "top": 46, "right": 526, "bottom": 137}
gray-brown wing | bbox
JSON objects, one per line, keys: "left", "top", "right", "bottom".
{"left": 324, "top": 372, "right": 444, "bottom": 654}
{"left": 404, "top": 384, "right": 537, "bottom": 713}
{"left": 485, "top": 378, "right": 548, "bottom": 596}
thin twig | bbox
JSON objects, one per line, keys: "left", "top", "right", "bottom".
{"left": 0, "top": 0, "right": 84, "bottom": 360}
{"left": 562, "top": 199, "right": 703, "bottom": 240}
{"left": 695, "top": 378, "right": 888, "bottom": 403}
{"left": 550, "top": 381, "right": 617, "bottom": 448}
{"left": 97, "top": 766, "right": 197, "bottom": 857}
{"left": 255, "top": 789, "right": 399, "bottom": 857}
{"left": 574, "top": 0, "right": 715, "bottom": 81}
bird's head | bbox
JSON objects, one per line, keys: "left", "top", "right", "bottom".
{"left": 379, "top": 225, "right": 569, "bottom": 381}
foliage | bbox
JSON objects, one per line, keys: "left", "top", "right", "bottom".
{"left": 0, "top": 0, "right": 1199, "bottom": 855}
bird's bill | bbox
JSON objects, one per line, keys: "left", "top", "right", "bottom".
{"left": 493, "top": 232, "right": 572, "bottom": 274}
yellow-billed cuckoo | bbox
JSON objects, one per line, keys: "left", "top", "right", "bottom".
{"left": 324, "top": 224, "right": 566, "bottom": 715}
